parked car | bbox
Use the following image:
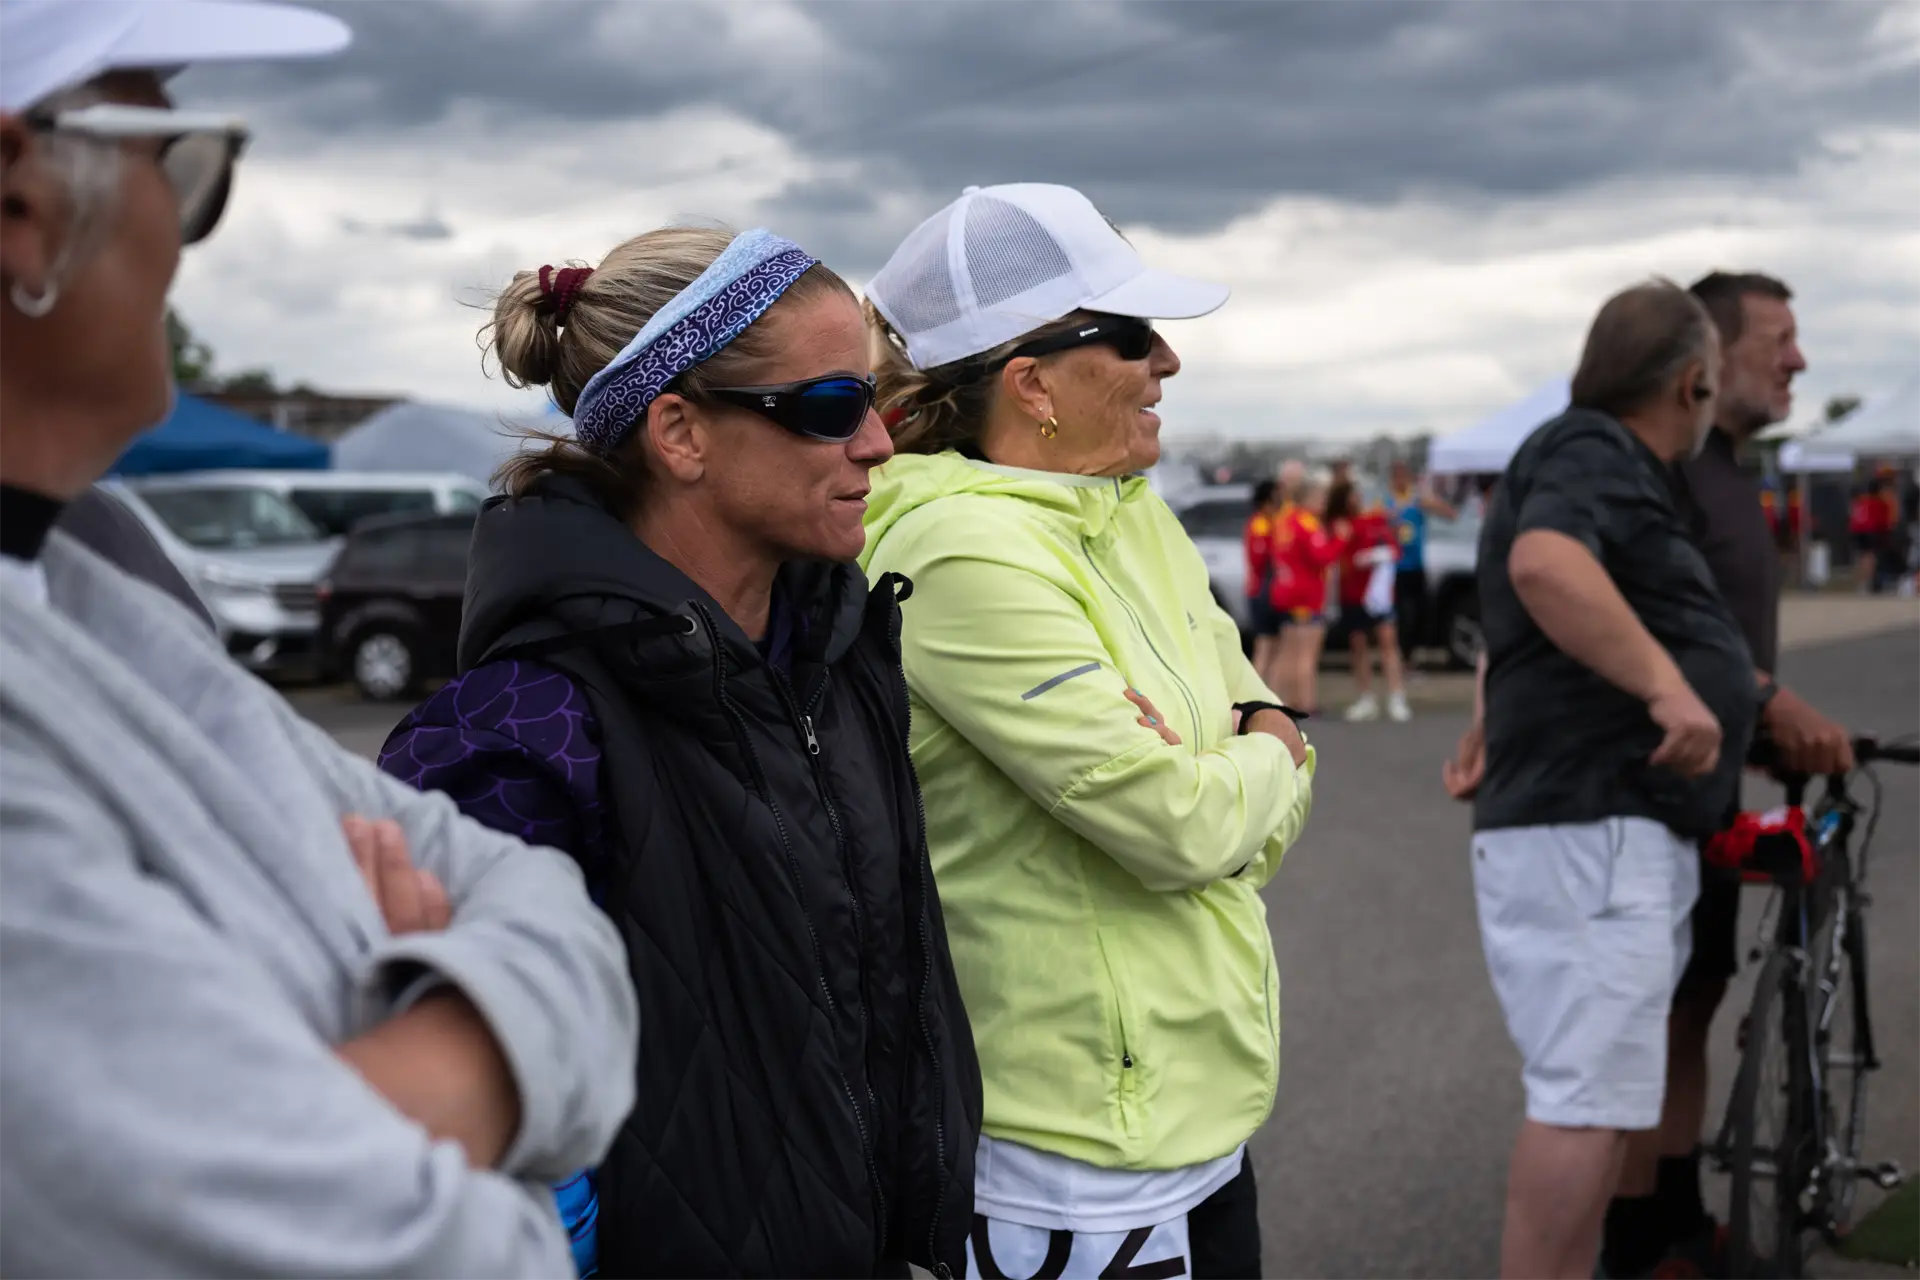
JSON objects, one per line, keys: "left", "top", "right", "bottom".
{"left": 1168, "top": 483, "right": 1257, "bottom": 633}
{"left": 1418, "top": 509, "right": 1483, "bottom": 668}
{"left": 317, "top": 511, "right": 473, "bottom": 700}
{"left": 100, "top": 476, "right": 340, "bottom": 675}
{"left": 234, "top": 469, "right": 488, "bottom": 538}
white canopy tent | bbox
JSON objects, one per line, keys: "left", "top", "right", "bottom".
{"left": 1776, "top": 436, "right": 1855, "bottom": 585}
{"left": 1777, "top": 440, "right": 1857, "bottom": 473}
{"left": 1799, "top": 373, "right": 1920, "bottom": 459}
{"left": 1428, "top": 377, "right": 1570, "bottom": 475}
{"left": 1756, "top": 417, "right": 1814, "bottom": 443}
{"left": 332, "top": 400, "right": 568, "bottom": 489}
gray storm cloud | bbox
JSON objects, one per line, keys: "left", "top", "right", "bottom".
{"left": 166, "top": 0, "right": 1919, "bottom": 435}
{"left": 183, "top": 0, "right": 1916, "bottom": 265}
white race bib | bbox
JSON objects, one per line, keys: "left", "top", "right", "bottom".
{"left": 1363, "top": 560, "right": 1396, "bottom": 617}
{"left": 966, "top": 1213, "right": 1190, "bottom": 1279}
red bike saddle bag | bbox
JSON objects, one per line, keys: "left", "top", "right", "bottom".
{"left": 1704, "top": 806, "right": 1815, "bottom": 884}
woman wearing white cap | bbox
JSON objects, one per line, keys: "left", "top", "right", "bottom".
{"left": 0, "top": 4, "right": 636, "bottom": 1275}
{"left": 859, "top": 184, "right": 1317, "bottom": 1278}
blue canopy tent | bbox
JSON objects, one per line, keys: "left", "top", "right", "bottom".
{"left": 110, "top": 393, "right": 330, "bottom": 476}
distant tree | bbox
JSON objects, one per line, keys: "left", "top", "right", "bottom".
{"left": 1825, "top": 394, "right": 1862, "bottom": 422}
{"left": 167, "top": 308, "right": 287, "bottom": 393}
{"left": 220, "top": 369, "right": 279, "bottom": 395}
{"left": 167, "top": 308, "right": 213, "bottom": 385}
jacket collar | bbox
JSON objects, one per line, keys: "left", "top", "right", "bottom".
{"left": 459, "top": 476, "right": 873, "bottom": 677}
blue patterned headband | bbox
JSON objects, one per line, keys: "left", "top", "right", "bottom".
{"left": 572, "top": 228, "right": 820, "bottom": 452}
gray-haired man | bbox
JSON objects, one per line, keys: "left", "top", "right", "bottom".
{"left": 1602, "top": 272, "right": 1855, "bottom": 1277}
{"left": 1464, "top": 280, "right": 1762, "bottom": 1278}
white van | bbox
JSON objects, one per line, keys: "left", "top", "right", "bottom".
{"left": 97, "top": 470, "right": 487, "bottom": 676}
{"left": 100, "top": 475, "right": 341, "bottom": 675}
{"left": 235, "top": 470, "right": 490, "bottom": 538}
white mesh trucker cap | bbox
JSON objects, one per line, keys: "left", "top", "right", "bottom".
{"left": 866, "top": 183, "right": 1230, "bottom": 371}
{"left": 1, "top": 0, "right": 349, "bottom": 114}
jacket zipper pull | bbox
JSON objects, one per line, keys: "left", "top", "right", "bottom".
{"left": 802, "top": 714, "right": 820, "bottom": 756}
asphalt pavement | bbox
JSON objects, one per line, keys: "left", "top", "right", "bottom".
{"left": 292, "top": 607, "right": 1919, "bottom": 1279}
{"left": 1254, "top": 624, "right": 1919, "bottom": 1278}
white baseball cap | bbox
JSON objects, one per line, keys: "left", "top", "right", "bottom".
{"left": 0, "top": 0, "right": 350, "bottom": 114}
{"left": 866, "top": 182, "right": 1230, "bottom": 371}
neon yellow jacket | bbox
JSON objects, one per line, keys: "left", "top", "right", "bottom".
{"left": 859, "top": 452, "right": 1316, "bottom": 1171}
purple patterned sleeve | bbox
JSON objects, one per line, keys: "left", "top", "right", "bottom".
{"left": 378, "top": 661, "right": 606, "bottom": 870}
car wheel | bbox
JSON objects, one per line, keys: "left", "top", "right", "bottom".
{"left": 1443, "top": 589, "right": 1483, "bottom": 670}
{"left": 351, "top": 629, "right": 419, "bottom": 701}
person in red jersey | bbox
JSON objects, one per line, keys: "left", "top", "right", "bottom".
{"left": 1244, "top": 478, "right": 1285, "bottom": 690}
{"left": 1850, "top": 474, "right": 1898, "bottom": 592}
{"left": 1269, "top": 472, "right": 1343, "bottom": 714}
{"left": 1329, "top": 481, "right": 1410, "bottom": 722}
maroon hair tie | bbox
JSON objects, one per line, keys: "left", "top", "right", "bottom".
{"left": 536, "top": 265, "right": 594, "bottom": 325}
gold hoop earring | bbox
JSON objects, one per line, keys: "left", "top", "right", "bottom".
{"left": 1039, "top": 415, "right": 1059, "bottom": 439}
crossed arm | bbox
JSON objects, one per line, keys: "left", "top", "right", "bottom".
{"left": 0, "top": 710, "right": 637, "bottom": 1278}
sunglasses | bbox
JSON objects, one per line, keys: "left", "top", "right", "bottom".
{"left": 28, "top": 104, "right": 249, "bottom": 246}
{"left": 705, "top": 374, "right": 877, "bottom": 443}
{"left": 1005, "top": 313, "right": 1157, "bottom": 364}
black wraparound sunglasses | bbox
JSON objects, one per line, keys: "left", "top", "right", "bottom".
{"left": 705, "top": 374, "right": 877, "bottom": 443}
{"left": 1003, "top": 313, "right": 1157, "bottom": 364}
{"left": 27, "top": 104, "right": 249, "bottom": 246}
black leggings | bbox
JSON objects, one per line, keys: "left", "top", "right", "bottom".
{"left": 1188, "top": 1153, "right": 1262, "bottom": 1279}
{"left": 1393, "top": 570, "right": 1427, "bottom": 657}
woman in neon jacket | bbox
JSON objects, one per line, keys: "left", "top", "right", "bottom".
{"left": 858, "top": 183, "right": 1317, "bottom": 1280}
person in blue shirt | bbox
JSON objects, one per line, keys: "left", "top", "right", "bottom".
{"left": 1386, "top": 458, "right": 1455, "bottom": 658}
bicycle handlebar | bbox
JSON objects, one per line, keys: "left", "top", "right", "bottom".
{"left": 1749, "top": 735, "right": 1917, "bottom": 807}
{"left": 1859, "top": 738, "right": 1920, "bottom": 766}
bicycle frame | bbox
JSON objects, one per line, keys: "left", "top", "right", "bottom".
{"left": 1713, "top": 741, "right": 1914, "bottom": 1276}
{"left": 1760, "top": 780, "right": 1874, "bottom": 1243}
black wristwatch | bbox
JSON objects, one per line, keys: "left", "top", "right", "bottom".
{"left": 1756, "top": 677, "right": 1781, "bottom": 710}
{"left": 1233, "top": 700, "right": 1309, "bottom": 733}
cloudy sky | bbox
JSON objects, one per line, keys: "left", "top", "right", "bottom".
{"left": 172, "top": 0, "right": 1920, "bottom": 442}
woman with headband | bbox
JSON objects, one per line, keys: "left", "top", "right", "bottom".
{"left": 381, "top": 227, "right": 981, "bottom": 1278}
{"left": 859, "top": 184, "right": 1315, "bottom": 1279}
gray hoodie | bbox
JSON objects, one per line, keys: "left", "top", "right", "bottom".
{"left": 0, "top": 534, "right": 638, "bottom": 1278}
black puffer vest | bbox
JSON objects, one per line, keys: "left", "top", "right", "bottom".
{"left": 459, "top": 479, "right": 981, "bottom": 1278}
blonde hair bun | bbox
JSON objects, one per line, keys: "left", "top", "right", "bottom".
{"left": 491, "top": 268, "right": 567, "bottom": 391}
{"left": 485, "top": 225, "right": 853, "bottom": 516}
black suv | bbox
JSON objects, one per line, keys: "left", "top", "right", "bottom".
{"left": 318, "top": 512, "right": 473, "bottom": 700}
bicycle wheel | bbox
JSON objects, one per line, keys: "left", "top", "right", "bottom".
{"left": 1811, "top": 899, "right": 1873, "bottom": 1237}
{"left": 1727, "top": 949, "right": 1813, "bottom": 1278}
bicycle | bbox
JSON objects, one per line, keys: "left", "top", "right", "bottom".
{"left": 1708, "top": 734, "right": 1920, "bottom": 1278}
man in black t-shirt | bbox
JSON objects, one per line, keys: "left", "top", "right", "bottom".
{"left": 1458, "top": 280, "right": 1762, "bottom": 1280}
{"left": 1595, "top": 273, "right": 1855, "bottom": 1277}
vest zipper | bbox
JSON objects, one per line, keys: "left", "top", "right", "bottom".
{"left": 1080, "top": 536, "right": 1204, "bottom": 735}
{"left": 693, "top": 603, "right": 888, "bottom": 1250}
{"left": 889, "top": 597, "right": 955, "bottom": 1272}
{"left": 776, "top": 670, "right": 887, "bottom": 1250}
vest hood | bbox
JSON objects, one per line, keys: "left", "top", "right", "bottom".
{"left": 458, "top": 476, "right": 873, "bottom": 676}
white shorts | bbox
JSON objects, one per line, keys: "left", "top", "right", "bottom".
{"left": 1471, "top": 817, "right": 1700, "bottom": 1131}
